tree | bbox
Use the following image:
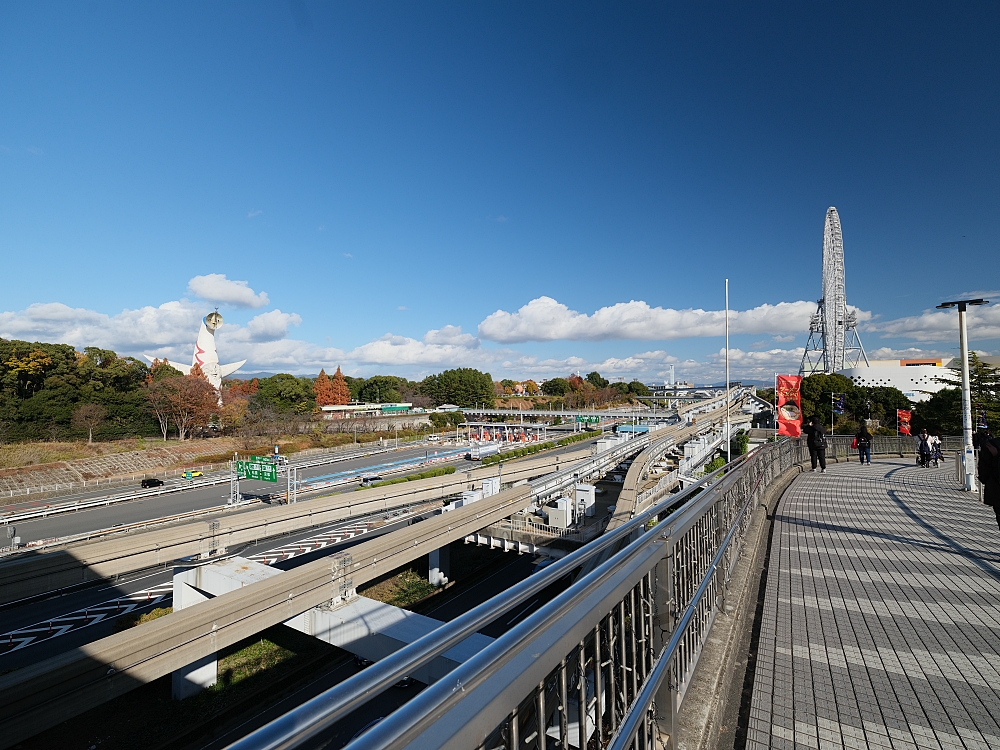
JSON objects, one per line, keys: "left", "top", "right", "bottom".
{"left": 256, "top": 373, "right": 316, "bottom": 413}
{"left": 801, "top": 373, "right": 858, "bottom": 426}
{"left": 72, "top": 403, "right": 107, "bottom": 444}
{"left": 932, "top": 353, "right": 1000, "bottom": 431}
{"left": 611, "top": 381, "right": 630, "bottom": 397}
{"left": 541, "top": 378, "right": 571, "bottom": 396}
{"left": 914, "top": 388, "right": 962, "bottom": 435}
{"left": 330, "top": 366, "right": 351, "bottom": 405}
{"left": 359, "top": 375, "right": 403, "bottom": 404}
{"left": 148, "top": 358, "right": 184, "bottom": 382}
{"left": 586, "top": 371, "right": 609, "bottom": 389}
{"left": 313, "top": 369, "right": 337, "bottom": 407}
{"left": 146, "top": 379, "right": 175, "bottom": 441}
{"left": 523, "top": 380, "right": 539, "bottom": 396}
{"left": 628, "top": 381, "right": 650, "bottom": 397}
{"left": 567, "top": 374, "right": 586, "bottom": 391}
{"left": 419, "top": 369, "right": 494, "bottom": 407}
{"left": 167, "top": 366, "right": 218, "bottom": 440}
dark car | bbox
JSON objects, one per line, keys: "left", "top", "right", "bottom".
{"left": 140, "top": 478, "right": 164, "bottom": 488}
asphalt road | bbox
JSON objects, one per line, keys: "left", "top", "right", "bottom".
{"left": 0, "top": 508, "right": 435, "bottom": 671}
{"left": 6, "top": 437, "right": 594, "bottom": 545}
{"left": 0, "top": 438, "right": 604, "bottom": 671}
{"left": 6, "top": 444, "right": 456, "bottom": 545}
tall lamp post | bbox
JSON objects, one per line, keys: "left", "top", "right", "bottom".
{"left": 935, "top": 298, "right": 989, "bottom": 491}
{"left": 725, "top": 279, "right": 730, "bottom": 463}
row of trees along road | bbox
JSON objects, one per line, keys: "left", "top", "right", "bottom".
{"left": 540, "top": 372, "right": 650, "bottom": 408}
{"left": 0, "top": 336, "right": 502, "bottom": 443}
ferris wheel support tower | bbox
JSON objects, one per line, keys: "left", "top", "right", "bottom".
{"left": 800, "top": 207, "right": 869, "bottom": 376}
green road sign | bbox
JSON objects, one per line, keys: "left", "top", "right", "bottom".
{"left": 237, "top": 459, "right": 278, "bottom": 483}
{"left": 575, "top": 415, "right": 600, "bottom": 424}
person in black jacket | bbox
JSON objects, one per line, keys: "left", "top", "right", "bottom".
{"left": 803, "top": 416, "right": 827, "bottom": 473}
{"left": 978, "top": 435, "right": 1000, "bottom": 531}
{"left": 855, "top": 424, "right": 872, "bottom": 465}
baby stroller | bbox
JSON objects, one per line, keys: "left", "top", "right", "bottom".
{"left": 930, "top": 446, "right": 944, "bottom": 467}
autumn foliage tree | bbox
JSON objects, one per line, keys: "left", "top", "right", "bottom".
{"left": 145, "top": 359, "right": 183, "bottom": 441}
{"left": 330, "top": 366, "right": 350, "bottom": 405}
{"left": 72, "top": 403, "right": 107, "bottom": 444}
{"left": 313, "top": 369, "right": 337, "bottom": 407}
{"left": 166, "top": 364, "right": 218, "bottom": 440}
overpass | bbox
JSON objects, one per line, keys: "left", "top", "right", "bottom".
{"left": 0, "top": 421, "right": 683, "bottom": 746}
{"left": 0, "top": 398, "right": 746, "bottom": 747}
{"left": 216, "top": 433, "right": 978, "bottom": 750}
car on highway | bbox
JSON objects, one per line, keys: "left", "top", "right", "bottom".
{"left": 360, "top": 475, "right": 382, "bottom": 487}
{"left": 140, "top": 478, "right": 164, "bottom": 488}
{"left": 183, "top": 470, "right": 204, "bottom": 479}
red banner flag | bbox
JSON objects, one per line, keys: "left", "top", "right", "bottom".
{"left": 897, "top": 409, "right": 912, "bottom": 436}
{"left": 776, "top": 375, "right": 803, "bottom": 437}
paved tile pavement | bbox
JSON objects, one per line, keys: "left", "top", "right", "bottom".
{"left": 746, "top": 459, "right": 1000, "bottom": 750}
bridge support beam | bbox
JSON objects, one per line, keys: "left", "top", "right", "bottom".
{"left": 174, "top": 556, "right": 493, "bottom": 691}
{"left": 170, "top": 558, "right": 288, "bottom": 699}
{"left": 428, "top": 545, "right": 450, "bottom": 587}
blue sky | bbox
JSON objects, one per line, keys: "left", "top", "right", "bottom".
{"left": 2, "top": 2, "right": 999, "bottom": 383}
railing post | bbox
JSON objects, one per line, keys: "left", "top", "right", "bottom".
{"left": 653, "top": 533, "right": 677, "bottom": 749}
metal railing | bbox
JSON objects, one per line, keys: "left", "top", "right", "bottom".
{"left": 224, "top": 430, "right": 963, "bottom": 750}
{"left": 823, "top": 434, "right": 962, "bottom": 459}
{"left": 226, "top": 435, "right": 797, "bottom": 750}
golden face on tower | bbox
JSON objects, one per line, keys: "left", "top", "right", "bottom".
{"left": 204, "top": 312, "right": 223, "bottom": 330}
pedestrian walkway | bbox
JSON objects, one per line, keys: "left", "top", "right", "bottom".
{"left": 746, "top": 458, "right": 1000, "bottom": 750}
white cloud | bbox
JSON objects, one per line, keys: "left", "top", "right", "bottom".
{"left": 0, "top": 300, "right": 205, "bottom": 354}
{"left": 422, "top": 325, "right": 479, "bottom": 348}
{"left": 868, "top": 305, "right": 1000, "bottom": 342}
{"left": 224, "top": 310, "right": 302, "bottom": 343}
{"left": 348, "top": 329, "right": 488, "bottom": 368}
{"left": 247, "top": 209, "right": 263, "bottom": 219}
{"left": 187, "top": 274, "right": 269, "bottom": 309}
{"left": 478, "top": 297, "right": 825, "bottom": 343}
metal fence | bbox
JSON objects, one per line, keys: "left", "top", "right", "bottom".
{"left": 227, "top": 437, "right": 807, "bottom": 750}
{"left": 824, "top": 434, "right": 962, "bottom": 460}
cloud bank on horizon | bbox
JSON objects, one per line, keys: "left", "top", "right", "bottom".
{"left": 0, "top": 274, "right": 997, "bottom": 383}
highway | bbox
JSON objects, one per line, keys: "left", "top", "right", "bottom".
{"left": 0, "top": 438, "right": 600, "bottom": 671}
{"left": 3, "top": 444, "right": 457, "bottom": 546}
{"left": 0, "top": 406, "right": 741, "bottom": 748}
{"left": 0, "top": 504, "right": 437, "bottom": 672}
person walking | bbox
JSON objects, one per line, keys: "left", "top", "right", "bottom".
{"left": 929, "top": 432, "right": 943, "bottom": 466}
{"left": 916, "top": 429, "right": 932, "bottom": 468}
{"left": 803, "top": 416, "right": 828, "bottom": 473}
{"left": 854, "top": 424, "right": 872, "bottom": 465}
{"left": 977, "top": 433, "right": 1000, "bottom": 531}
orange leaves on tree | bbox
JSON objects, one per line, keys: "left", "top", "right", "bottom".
{"left": 330, "top": 366, "right": 350, "bottom": 405}
{"left": 314, "top": 369, "right": 337, "bottom": 406}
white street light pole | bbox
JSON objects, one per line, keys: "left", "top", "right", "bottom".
{"left": 725, "top": 278, "right": 731, "bottom": 464}
{"left": 936, "top": 298, "right": 989, "bottom": 491}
